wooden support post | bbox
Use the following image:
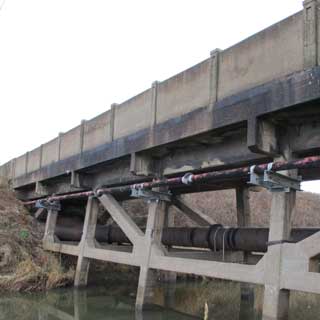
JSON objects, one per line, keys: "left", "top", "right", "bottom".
{"left": 43, "top": 209, "right": 58, "bottom": 243}
{"left": 236, "top": 186, "right": 255, "bottom": 318}
{"left": 136, "top": 199, "right": 167, "bottom": 310}
{"left": 74, "top": 196, "right": 99, "bottom": 287}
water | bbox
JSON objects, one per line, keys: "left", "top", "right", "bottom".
{"left": 1, "top": 280, "right": 320, "bottom": 320}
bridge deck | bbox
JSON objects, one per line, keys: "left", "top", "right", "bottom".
{"left": 2, "top": 7, "right": 320, "bottom": 201}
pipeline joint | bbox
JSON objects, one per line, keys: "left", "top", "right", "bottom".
{"left": 181, "top": 172, "right": 194, "bottom": 185}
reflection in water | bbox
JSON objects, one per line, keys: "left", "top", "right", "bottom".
{"left": 1, "top": 281, "right": 320, "bottom": 320}
{"left": 39, "top": 288, "right": 199, "bottom": 320}
{"left": 1, "top": 285, "right": 199, "bottom": 320}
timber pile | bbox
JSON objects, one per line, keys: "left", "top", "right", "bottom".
{"left": 0, "top": 182, "right": 74, "bottom": 292}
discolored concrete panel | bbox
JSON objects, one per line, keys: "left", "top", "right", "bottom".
{"left": 27, "top": 147, "right": 41, "bottom": 173}
{"left": 14, "top": 154, "right": 27, "bottom": 178}
{"left": 219, "top": 12, "right": 304, "bottom": 99}
{"left": 60, "top": 126, "right": 81, "bottom": 160}
{"left": 114, "top": 89, "right": 152, "bottom": 139}
{"left": 156, "top": 59, "right": 211, "bottom": 124}
{"left": 0, "top": 161, "right": 12, "bottom": 179}
{"left": 83, "top": 111, "right": 111, "bottom": 152}
{"left": 42, "top": 138, "right": 59, "bottom": 167}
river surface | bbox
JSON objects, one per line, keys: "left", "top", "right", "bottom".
{"left": 1, "top": 280, "right": 320, "bottom": 320}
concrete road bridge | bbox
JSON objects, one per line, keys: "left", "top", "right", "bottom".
{"left": 2, "top": 1, "right": 320, "bottom": 319}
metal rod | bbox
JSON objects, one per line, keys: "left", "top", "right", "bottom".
{"left": 24, "top": 155, "right": 320, "bottom": 206}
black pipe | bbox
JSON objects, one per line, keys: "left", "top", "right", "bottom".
{"left": 54, "top": 223, "right": 320, "bottom": 253}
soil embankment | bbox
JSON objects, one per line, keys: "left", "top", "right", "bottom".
{"left": 0, "top": 183, "right": 74, "bottom": 292}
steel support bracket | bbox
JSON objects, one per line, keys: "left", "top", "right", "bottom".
{"left": 130, "top": 188, "right": 172, "bottom": 202}
{"left": 249, "top": 164, "right": 301, "bottom": 192}
{"left": 35, "top": 199, "right": 61, "bottom": 211}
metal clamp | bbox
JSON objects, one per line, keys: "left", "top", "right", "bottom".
{"left": 181, "top": 173, "right": 193, "bottom": 185}
{"left": 130, "top": 188, "right": 172, "bottom": 202}
{"left": 35, "top": 199, "right": 61, "bottom": 211}
{"left": 249, "top": 163, "right": 301, "bottom": 192}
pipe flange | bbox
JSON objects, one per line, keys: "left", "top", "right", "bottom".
{"left": 207, "top": 224, "right": 223, "bottom": 251}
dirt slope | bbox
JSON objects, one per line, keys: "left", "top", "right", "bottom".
{"left": 0, "top": 185, "right": 74, "bottom": 292}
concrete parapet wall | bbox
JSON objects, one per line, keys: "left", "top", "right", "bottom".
{"left": 157, "top": 59, "right": 211, "bottom": 123}
{"left": 218, "top": 12, "right": 303, "bottom": 99}
{"left": 0, "top": 161, "right": 12, "bottom": 180}
{"left": 14, "top": 154, "right": 27, "bottom": 178}
{"left": 60, "top": 126, "right": 81, "bottom": 160}
{"left": 114, "top": 89, "right": 152, "bottom": 139}
{"left": 42, "top": 138, "right": 59, "bottom": 167}
{"left": 27, "top": 147, "right": 41, "bottom": 173}
{"left": 83, "top": 111, "right": 111, "bottom": 151}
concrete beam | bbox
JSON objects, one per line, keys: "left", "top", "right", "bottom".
{"left": 262, "top": 151, "right": 297, "bottom": 320}
{"left": 43, "top": 209, "right": 59, "bottom": 244}
{"left": 130, "top": 152, "right": 154, "bottom": 177}
{"left": 98, "top": 193, "right": 144, "bottom": 246}
{"left": 35, "top": 181, "right": 48, "bottom": 196}
{"left": 236, "top": 186, "right": 251, "bottom": 227}
{"left": 247, "top": 117, "right": 279, "bottom": 156}
{"left": 149, "top": 254, "right": 264, "bottom": 285}
{"left": 136, "top": 200, "right": 167, "bottom": 310}
{"left": 70, "top": 171, "right": 88, "bottom": 189}
{"left": 236, "top": 186, "right": 255, "bottom": 317}
{"left": 34, "top": 207, "right": 46, "bottom": 220}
